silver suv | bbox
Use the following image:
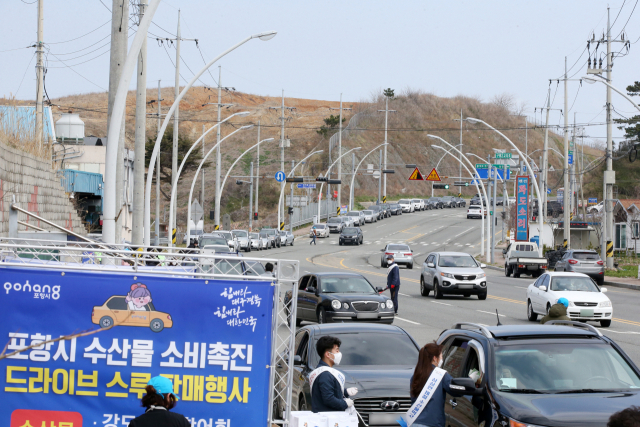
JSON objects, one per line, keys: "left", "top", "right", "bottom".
{"left": 554, "top": 250, "right": 605, "bottom": 286}
{"left": 346, "top": 211, "right": 365, "bottom": 226}
{"left": 420, "top": 252, "right": 487, "bottom": 299}
{"left": 326, "top": 217, "right": 344, "bottom": 233}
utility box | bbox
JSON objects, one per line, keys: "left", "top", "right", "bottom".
{"left": 604, "top": 170, "right": 616, "bottom": 185}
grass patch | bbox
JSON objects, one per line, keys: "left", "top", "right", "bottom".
{"left": 605, "top": 265, "right": 638, "bottom": 278}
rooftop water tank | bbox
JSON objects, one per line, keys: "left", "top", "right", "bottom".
{"left": 55, "top": 112, "right": 84, "bottom": 140}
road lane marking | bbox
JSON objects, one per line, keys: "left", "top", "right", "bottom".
{"left": 399, "top": 292, "right": 412, "bottom": 297}
{"left": 454, "top": 227, "right": 476, "bottom": 238}
{"left": 431, "top": 301, "right": 452, "bottom": 306}
{"left": 488, "top": 295, "right": 526, "bottom": 305}
{"left": 395, "top": 317, "right": 420, "bottom": 325}
{"left": 477, "top": 310, "right": 506, "bottom": 317}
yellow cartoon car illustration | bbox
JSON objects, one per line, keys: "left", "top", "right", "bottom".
{"left": 91, "top": 284, "right": 173, "bottom": 332}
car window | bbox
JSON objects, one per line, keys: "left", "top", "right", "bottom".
{"left": 442, "top": 337, "right": 469, "bottom": 378}
{"left": 311, "top": 332, "right": 418, "bottom": 367}
{"left": 319, "top": 276, "right": 375, "bottom": 294}
{"left": 550, "top": 276, "right": 599, "bottom": 292}
{"left": 398, "top": 199, "right": 410, "bottom": 204}
{"left": 347, "top": 212, "right": 359, "bottom": 216}
{"left": 307, "top": 277, "right": 317, "bottom": 291}
{"left": 259, "top": 231, "right": 268, "bottom": 237}
{"left": 387, "top": 244, "right": 411, "bottom": 252}
{"left": 541, "top": 275, "right": 550, "bottom": 289}
{"left": 573, "top": 252, "right": 601, "bottom": 261}
{"left": 299, "top": 276, "right": 310, "bottom": 291}
{"left": 438, "top": 255, "right": 478, "bottom": 268}
{"left": 364, "top": 210, "right": 373, "bottom": 215}
{"left": 342, "top": 228, "right": 358, "bottom": 235}
{"left": 295, "top": 331, "right": 309, "bottom": 358}
{"left": 249, "top": 233, "right": 259, "bottom": 239}
{"left": 245, "top": 261, "right": 266, "bottom": 275}
{"left": 533, "top": 275, "right": 545, "bottom": 288}
{"left": 106, "top": 297, "right": 128, "bottom": 310}
{"left": 200, "top": 237, "right": 228, "bottom": 247}
{"left": 232, "top": 231, "right": 247, "bottom": 238}
{"left": 328, "top": 218, "right": 341, "bottom": 223}
{"left": 426, "top": 255, "right": 435, "bottom": 264}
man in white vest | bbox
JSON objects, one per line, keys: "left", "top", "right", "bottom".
{"left": 309, "top": 336, "right": 358, "bottom": 413}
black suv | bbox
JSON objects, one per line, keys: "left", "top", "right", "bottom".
{"left": 436, "top": 321, "right": 640, "bottom": 427}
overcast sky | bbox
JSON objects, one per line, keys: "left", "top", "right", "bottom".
{"left": 2, "top": 0, "right": 639, "bottom": 142}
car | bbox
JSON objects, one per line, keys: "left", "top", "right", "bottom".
{"left": 435, "top": 321, "right": 640, "bottom": 427}
{"left": 231, "top": 229, "right": 251, "bottom": 252}
{"left": 470, "top": 196, "right": 487, "bottom": 206}
{"left": 455, "top": 197, "right": 466, "bottom": 208}
{"left": 346, "top": 211, "right": 365, "bottom": 226}
{"left": 214, "top": 231, "right": 239, "bottom": 252}
{"left": 92, "top": 295, "right": 173, "bottom": 332}
{"left": 440, "top": 196, "right": 457, "bottom": 208}
{"left": 182, "top": 228, "right": 204, "bottom": 245}
{"left": 380, "top": 203, "right": 392, "bottom": 218}
{"left": 339, "top": 227, "right": 363, "bottom": 245}
{"left": 249, "top": 232, "right": 264, "bottom": 250}
{"left": 553, "top": 250, "right": 605, "bottom": 285}
{"left": 421, "top": 251, "right": 487, "bottom": 299}
{"left": 427, "top": 197, "right": 443, "bottom": 209}
{"left": 466, "top": 204, "right": 485, "bottom": 219}
{"left": 279, "top": 230, "right": 294, "bottom": 246}
{"left": 421, "top": 199, "right": 432, "bottom": 210}
{"left": 369, "top": 205, "right": 384, "bottom": 220}
{"left": 588, "top": 201, "right": 604, "bottom": 214}
{"left": 381, "top": 243, "right": 414, "bottom": 269}
{"left": 200, "top": 252, "right": 270, "bottom": 278}
{"left": 310, "top": 223, "right": 330, "bottom": 238}
{"left": 259, "top": 229, "right": 275, "bottom": 249}
{"left": 490, "top": 196, "right": 505, "bottom": 206}
{"left": 398, "top": 199, "right": 414, "bottom": 213}
{"left": 411, "top": 199, "right": 424, "bottom": 211}
{"left": 388, "top": 203, "right": 402, "bottom": 215}
{"left": 326, "top": 217, "right": 344, "bottom": 233}
{"left": 262, "top": 228, "right": 281, "bottom": 248}
{"left": 272, "top": 323, "right": 419, "bottom": 419}
{"left": 526, "top": 272, "right": 612, "bottom": 326}
{"left": 285, "top": 273, "right": 396, "bottom": 325}
{"left": 199, "top": 234, "right": 233, "bottom": 253}
{"left": 362, "top": 210, "right": 378, "bottom": 223}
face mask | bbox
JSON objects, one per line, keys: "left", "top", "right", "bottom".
{"left": 388, "top": 260, "right": 393, "bottom": 265}
{"left": 437, "top": 357, "right": 443, "bottom": 368}
{"left": 329, "top": 351, "right": 342, "bottom": 366}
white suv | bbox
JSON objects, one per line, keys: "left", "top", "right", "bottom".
{"left": 398, "top": 199, "right": 414, "bottom": 213}
{"left": 420, "top": 252, "right": 487, "bottom": 299}
{"left": 411, "top": 199, "right": 424, "bottom": 211}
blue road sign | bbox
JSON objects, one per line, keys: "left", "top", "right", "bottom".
{"left": 475, "top": 165, "right": 510, "bottom": 180}
{"left": 588, "top": 197, "right": 598, "bottom": 204}
{"left": 568, "top": 152, "right": 574, "bottom": 165}
{"left": 522, "top": 165, "right": 527, "bottom": 173}
{"left": 275, "top": 171, "right": 286, "bottom": 182}
{"left": 547, "top": 188, "right": 552, "bottom": 194}
{"left": 297, "top": 183, "right": 316, "bottom": 189}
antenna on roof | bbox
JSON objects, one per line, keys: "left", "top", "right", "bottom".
{"left": 496, "top": 309, "right": 502, "bottom": 326}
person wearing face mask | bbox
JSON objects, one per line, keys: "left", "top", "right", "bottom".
{"left": 384, "top": 255, "right": 400, "bottom": 314}
{"left": 406, "top": 342, "right": 470, "bottom": 427}
{"left": 309, "top": 336, "right": 358, "bottom": 413}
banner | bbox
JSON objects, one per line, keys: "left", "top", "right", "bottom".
{"left": 0, "top": 267, "right": 274, "bottom": 427}
{"left": 516, "top": 176, "right": 529, "bottom": 241}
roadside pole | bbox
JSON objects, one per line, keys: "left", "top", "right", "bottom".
{"left": 249, "top": 162, "right": 254, "bottom": 231}
{"left": 155, "top": 80, "right": 161, "bottom": 246}
{"left": 290, "top": 160, "right": 294, "bottom": 232}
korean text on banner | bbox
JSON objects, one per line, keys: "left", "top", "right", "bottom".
{"left": 0, "top": 267, "right": 274, "bottom": 427}
{"left": 516, "top": 176, "right": 529, "bottom": 242}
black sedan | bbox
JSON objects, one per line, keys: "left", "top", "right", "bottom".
{"left": 273, "top": 323, "right": 419, "bottom": 424}
{"left": 286, "top": 272, "right": 395, "bottom": 325}
{"left": 427, "top": 197, "right": 443, "bottom": 209}
{"left": 389, "top": 203, "right": 403, "bottom": 215}
{"left": 339, "top": 227, "right": 363, "bottom": 245}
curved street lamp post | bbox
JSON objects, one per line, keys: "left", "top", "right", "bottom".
{"left": 316, "top": 147, "right": 362, "bottom": 223}
{"left": 348, "top": 143, "right": 388, "bottom": 211}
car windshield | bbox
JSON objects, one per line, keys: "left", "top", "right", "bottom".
{"left": 399, "top": 199, "right": 410, "bottom": 204}
{"left": 200, "top": 237, "right": 228, "bottom": 247}
{"left": 550, "top": 276, "right": 599, "bottom": 292}
{"left": 363, "top": 210, "right": 373, "bottom": 215}
{"left": 469, "top": 205, "right": 482, "bottom": 209}
{"left": 312, "top": 332, "right": 418, "bottom": 366}
{"left": 429, "top": 198, "right": 440, "bottom": 201}
{"left": 249, "top": 233, "right": 259, "bottom": 239}
{"left": 493, "top": 342, "right": 640, "bottom": 393}
{"left": 279, "top": 231, "right": 287, "bottom": 236}
{"left": 328, "top": 218, "right": 341, "bottom": 223}
{"left": 216, "top": 232, "right": 232, "bottom": 239}
{"left": 347, "top": 212, "right": 359, "bottom": 216}
{"left": 442, "top": 197, "right": 453, "bottom": 201}
{"left": 573, "top": 252, "right": 601, "bottom": 261}
{"left": 244, "top": 261, "right": 267, "bottom": 275}
{"left": 412, "top": 199, "right": 420, "bottom": 203}
{"left": 438, "top": 255, "right": 478, "bottom": 268}
{"left": 232, "top": 231, "right": 247, "bottom": 238}
{"left": 313, "top": 224, "right": 326, "bottom": 229}
{"left": 388, "top": 244, "right": 411, "bottom": 252}
{"left": 320, "top": 276, "right": 375, "bottom": 294}
{"left": 259, "top": 231, "right": 268, "bottom": 237}
{"left": 342, "top": 228, "right": 358, "bottom": 235}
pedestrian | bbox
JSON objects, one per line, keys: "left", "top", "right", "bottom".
{"left": 384, "top": 255, "right": 400, "bottom": 315}
{"left": 309, "top": 336, "right": 358, "bottom": 413}
{"left": 265, "top": 262, "right": 275, "bottom": 277}
{"left": 540, "top": 297, "right": 571, "bottom": 324}
{"left": 128, "top": 376, "right": 189, "bottom": 427}
{"left": 407, "top": 342, "right": 476, "bottom": 427}
{"left": 608, "top": 406, "right": 640, "bottom": 427}
{"left": 310, "top": 227, "right": 317, "bottom": 245}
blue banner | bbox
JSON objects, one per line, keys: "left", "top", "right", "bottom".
{"left": 516, "top": 176, "right": 529, "bottom": 241}
{"left": 0, "top": 267, "right": 274, "bottom": 427}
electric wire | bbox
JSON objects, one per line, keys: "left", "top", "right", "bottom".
{"left": 45, "top": 51, "right": 107, "bottom": 90}
{"left": 14, "top": 51, "right": 36, "bottom": 96}
{"left": 48, "top": 33, "right": 111, "bottom": 56}
{"left": 97, "top": 0, "right": 111, "bottom": 12}
{"left": 0, "top": 45, "right": 36, "bottom": 53}
{"left": 45, "top": 20, "right": 111, "bottom": 45}
{"left": 615, "top": 0, "right": 638, "bottom": 39}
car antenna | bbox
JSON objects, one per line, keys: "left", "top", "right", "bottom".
{"left": 496, "top": 309, "right": 502, "bottom": 326}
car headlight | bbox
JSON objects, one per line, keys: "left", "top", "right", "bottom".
{"left": 440, "top": 272, "right": 455, "bottom": 279}
{"left": 476, "top": 272, "right": 486, "bottom": 279}
{"left": 343, "top": 303, "right": 350, "bottom": 309}
{"left": 568, "top": 301, "right": 575, "bottom": 307}
{"left": 331, "top": 300, "right": 341, "bottom": 310}
{"left": 386, "top": 300, "right": 394, "bottom": 309}
{"left": 380, "top": 302, "right": 386, "bottom": 310}
{"left": 600, "top": 300, "right": 612, "bottom": 307}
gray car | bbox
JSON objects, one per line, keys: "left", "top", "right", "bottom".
{"left": 279, "top": 230, "right": 295, "bottom": 246}
{"left": 381, "top": 243, "right": 414, "bottom": 269}
{"left": 420, "top": 251, "right": 487, "bottom": 299}
{"left": 326, "top": 217, "right": 344, "bottom": 233}
{"left": 249, "top": 232, "right": 264, "bottom": 250}
{"left": 231, "top": 229, "right": 251, "bottom": 252}
{"left": 346, "top": 211, "right": 365, "bottom": 226}
{"left": 263, "top": 228, "right": 281, "bottom": 248}
{"left": 554, "top": 250, "right": 605, "bottom": 286}
{"left": 363, "top": 210, "right": 378, "bottom": 223}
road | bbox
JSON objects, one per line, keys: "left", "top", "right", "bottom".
{"left": 258, "top": 208, "right": 640, "bottom": 363}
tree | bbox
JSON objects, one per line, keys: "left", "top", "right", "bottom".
{"left": 614, "top": 81, "right": 640, "bottom": 151}
{"left": 383, "top": 88, "right": 395, "bottom": 98}
{"left": 316, "top": 114, "right": 346, "bottom": 137}
{"left": 145, "top": 125, "right": 210, "bottom": 201}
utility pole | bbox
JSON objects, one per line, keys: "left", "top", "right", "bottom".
{"left": 201, "top": 124, "right": 205, "bottom": 213}
{"left": 249, "top": 162, "right": 254, "bottom": 231}
{"left": 289, "top": 159, "right": 295, "bottom": 232}
{"left": 255, "top": 121, "right": 260, "bottom": 223}
{"left": 459, "top": 109, "right": 463, "bottom": 186}
{"left": 132, "top": 0, "right": 148, "bottom": 246}
{"left": 170, "top": 10, "right": 181, "bottom": 242}
{"left": 378, "top": 149, "right": 382, "bottom": 203}
{"left": 330, "top": 95, "right": 352, "bottom": 208}
{"left": 155, "top": 81, "right": 162, "bottom": 246}
{"left": 35, "top": 0, "right": 44, "bottom": 148}
{"left": 563, "top": 56, "right": 570, "bottom": 249}
{"left": 269, "top": 91, "right": 295, "bottom": 230}
{"left": 107, "top": 0, "right": 128, "bottom": 244}
{"left": 536, "top": 87, "right": 562, "bottom": 221}
{"left": 378, "top": 96, "right": 396, "bottom": 203}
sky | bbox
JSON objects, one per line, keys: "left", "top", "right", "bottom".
{"left": 2, "top": 0, "right": 639, "bottom": 143}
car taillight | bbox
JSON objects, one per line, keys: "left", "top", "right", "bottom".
{"left": 404, "top": 253, "right": 412, "bottom": 256}
{"left": 541, "top": 265, "right": 547, "bottom": 269}
{"left": 597, "top": 260, "right": 604, "bottom": 265}
{"left": 385, "top": 252, "right": 393, "bottom": 255}
{"left": 518, "top": 264, "right": 525, "bottom": 268}
{"left": 167, "top": 315, "right": 172, "bottom": 320}
{"left": 568, "top": 259, "right": 578, "bottom": 264}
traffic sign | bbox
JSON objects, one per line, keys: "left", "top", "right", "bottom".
{"left": 454, "top": 181, "right": 469, "bottom": 186}
{"left": 547, "top": 188, "right": 552, "bottom": 195}
{"left": 568, "top": 150, "right": 573, "bottom": 165}
{"left": 495, "top": 152, "right": 512, "bottom": 159}
{"left": 408, "top": 167, "right": 424, "bottom": 181}
{"left": 297, "top": 183, "right": 317, "bottom": 189}
{"left": 425, "top": 168, "right": 441, "bottom": 182}
{"left": 372, "top": 170, "right": 381, "bottom": 179}
{"left": 275, "top": 171, "right": 286, "bottom": 182}
{"left": 522, "top": 165, "right": 527, "bottom": 173}
{"left": 588, "top": 197, "right": 597, "bottom": 205}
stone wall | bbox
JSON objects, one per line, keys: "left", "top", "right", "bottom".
{"left": 0, "top": 139, "right": 86, "bottom": 236}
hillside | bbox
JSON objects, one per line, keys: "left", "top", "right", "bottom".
{"left": 1, "top": 88, "right": 606, "bottom": 230}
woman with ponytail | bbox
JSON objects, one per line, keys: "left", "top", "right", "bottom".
{"left": 128, "top": 376, "right": 189, "bottom": 427}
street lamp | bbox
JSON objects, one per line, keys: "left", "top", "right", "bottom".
{"left": 432, "top": 143, "right": 462, "bottom": 197}
{"left": 316, "top": 147, "right": 362, "bottom": 222}
{"left": 184, "top": 125, "right": 254, "bottom": 240}
{"left": 466, "top": 117, "right": 544, "bottom": 256}
{"left": 428, "top": 135, "right": 490, "bottom": 259}
{"left": 348, "top": 143, "right": 388, "bottom": 211}
{"left": 142, "top": 30, "right": 277, "bottom": 246}
{"left": 167, "top": 111, "right": 251, "bottom": 246}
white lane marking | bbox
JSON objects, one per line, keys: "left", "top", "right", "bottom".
{"left": 398, "top": 292, "right": 412, "bottom": 297}
{"left": 454, "top": 227, "right": 476, "bottom": 238}
{"left": 431, "top": 301, "right": 451, "bottom": 306}
{"left": 514, "top": 286, "right": 528, "bottom": 289}
{"left": 377, "top": 225, "right": 384, "bottom": 228}
{"left": 395, "top": 317, "right": 420, "bottom": 325}
{"left": 477, "top": 310, "right": 506, "bottom": 317}
{"left": 596, "top": 329, "right": 640, "bottom": 335}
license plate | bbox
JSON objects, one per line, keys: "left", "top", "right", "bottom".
{"left": 458, "top": 284, "right": 473, "bottom": 289}
{"left": 580, "top": 309, "right": 595, "bottom": 317}
{"left": 356, "top": 313, "right": 378, "bottom": 319}
{"left": 368, "top": 413, "right": 403, "bottom": 425}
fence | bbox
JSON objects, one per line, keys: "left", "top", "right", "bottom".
{"left": 289, "top": 199, "right": 339, "bottom": 228}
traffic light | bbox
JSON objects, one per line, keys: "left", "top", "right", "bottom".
{"left": 316, "top": 176, "right": 328, "bottom": 182}
{"left": 286, "top": 177, "right": 303, "bottom": 183}
{"left": 253, "top": 212, "right": 258, "bottom": 220}
{"left": 432, "top": 184, "right": 449, "bottom": 189}
{"left": 328, "top": 179, "right": 342, "bottom": 184}
{"left": 287, "top": 207, "right": 294, "bottom": 215}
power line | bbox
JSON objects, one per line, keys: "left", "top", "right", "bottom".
{"left": 45, "top": 20, "right": 111, "bottom": 45}
{"left": 46, "top": 52, "right": 107, "bottom": 90}
{"left": 48, "top": 33, "right": 111, "bottom": 55}
{"left": 0, "top": 45, "right": 36, "bottom": 53}
{"left": 97, "top": 0, "right": 111, "bottom": 12}
{"left": 15, "top": 51, "right": 36, "bottom": 96}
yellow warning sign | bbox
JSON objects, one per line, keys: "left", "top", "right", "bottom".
{"left": 408, "top": 167, "right": 424, "bottom": 181}
{"left": 425, "top": 168, "right": 441, "bottom": 182}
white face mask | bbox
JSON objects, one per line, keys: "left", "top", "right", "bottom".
{"left": 437, "top": 357, "right": 443, "bottom": 368}
{"left": 388, "top": 260, "right": 393, "bottom": 265}
{"left": 329, "top": 351, "right": 342, "bottom": 366}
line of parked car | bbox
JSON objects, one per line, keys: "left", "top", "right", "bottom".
{"left": 398, "top": 196, "right": 467, "bottom": 212}
{"left": 197, "top": 228, "right": 295, "bottom": 253}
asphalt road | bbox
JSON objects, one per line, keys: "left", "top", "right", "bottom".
{"left": 257, "top": 208, "right": 640, "bottom": 363}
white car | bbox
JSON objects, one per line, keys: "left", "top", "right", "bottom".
{"left": 526, "top": 272, "right": 612, "bottom": 327}
{"left": 588, "top": 201, "right": 604, "bottom": 214}
{"left": 420, "top": 252, "right": 487, "bottom": 299}
{"left": 249, "top": 232, "right": 264, "bottom": 250}
{"left": 398, "top": 199, "right": 414, "bottom": 213}
{"left": 466, "top": 205, "right": 486, "bottom": 219}
{"left": 310, "top": 224, "right": 330, "bottom": 238}
{"left": 231, "top": 229, "right": 251, "bottom": 252}
{"left": 214, "top": 231, "right": 239, "bottom": 252}
{"left": 411, "top": 199, "right": 424, "bottom": 211}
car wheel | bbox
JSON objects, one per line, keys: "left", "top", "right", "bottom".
{"left": 407, "top": 263, "right": 413, "bottom": 269}
{"left": 527, "top": 300, "right": 538, "bottom": 321}
{"left": 420, "top": 276, "right": 430, "bottom": 296}
{"left": 299, "top": 394, "right": 309, "bottom": 411}
{"left": 596, "top": 277, "right": 604, "bottom": 287}
{"left": 504, "top": 264, "right": 511, "bottom": 277}
{"left": 546, "top": 303, "right": 552, "bottom": 315}
{"left": 434, "top": 280, "right": 442, "bottom": 299}
{"left": 381, "top": 260, "right": 386, "bottom": 267}
{"left": 478, "top": 292, "right": 487, "bottom": 300}
{"left": 600, "top": 319, "right": 612, "bottom": 327}
{"left": 150, "top": 318, "right": 164, "bottom": 333}
{"left": 339, "top": 241, "right": 343, "bottom": 246}
{"left": 99, "top": 316, "right": 114, "bottom": 329}
{"left": 317, "top": 307, "right": 327, "bottom": 324}
{"left": 513, "top": 269, "right": 521, "bottom": 278}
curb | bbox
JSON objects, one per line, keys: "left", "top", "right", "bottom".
{"left": 485, "top": 265, "right": 503, "bottom": 272}
{"left": 603, "top": 280, "right": 640, "bottom": 291}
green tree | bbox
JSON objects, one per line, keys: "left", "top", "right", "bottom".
{"left": 316, "top": 114, "right": 346, "bottom": 137}
{"left": 383, "top": 88, "right": 395, "bottom": 98}
{"left": 145, "top": 125, "right": 210, "bottom": 201}
{"left": 614, "top": 81, "right": 640, "bottom": 152}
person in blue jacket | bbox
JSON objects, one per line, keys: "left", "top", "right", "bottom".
{"left": 409, "top": 342, "right": 471, "bottom": 427}
{"left": 310, "top": 336, "right": 358, "bottom": 413}
{"left": 384, "top": 255, "right": 400, "bottom": 314}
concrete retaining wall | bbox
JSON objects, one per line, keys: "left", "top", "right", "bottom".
{"left": 0, "top": 139, "right": 86, "bottom": 236}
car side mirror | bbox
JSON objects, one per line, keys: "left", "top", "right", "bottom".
{"left": 380, "top": 249, "right": 385, "bottom": 252}
{"left": 306, "top": 286, "right": 316, "bottom": 294}
{"left": 480, "top": 263, "right": 486, "bottom": 268}
{"left": 376, "top": 287, "right": 384, "bottom": 293}
{"left": 427, "top": 262, "right": 435, "bottom": 268}
{"left": 539, "top": 285, "right": 547, "bottom": 291}
{"left": 502, "top": 249, "right": 507, "bottom": 255}
{"left": 601, "top": 287, "right": 608, "bottom": 293}
{"left": 450, "top": 377, "right": 483, "bottom": 395}
{"left": 293, "top": 355, "right": 303, "bottom": 366}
